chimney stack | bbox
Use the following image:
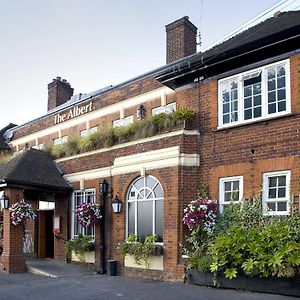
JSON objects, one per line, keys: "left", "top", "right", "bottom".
{"left": 47, "top": 77, "right": 74, "bottom": 111}
{"left": 166, "top": 16, "right": 198, "bottom": 64}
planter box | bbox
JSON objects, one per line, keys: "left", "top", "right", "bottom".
{"left": 124, "top": 254, "right": 163, "bottom": 270}
{"left": 187, "top": 269, "right": 300, "bottom": 297}
{"left": 71, "top": 251, "right": 95, "bottom": 263}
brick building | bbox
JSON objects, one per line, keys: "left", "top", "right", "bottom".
{"left": 0, "top": 11, "right": 300, "bottom": 281}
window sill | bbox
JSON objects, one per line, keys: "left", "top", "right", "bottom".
{"left": 215, "top": 112, "right": 293, "bottom": 132}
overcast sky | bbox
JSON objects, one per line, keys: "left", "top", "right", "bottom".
{"left": 0, "top": 0, "right": 295, "bottom": 129}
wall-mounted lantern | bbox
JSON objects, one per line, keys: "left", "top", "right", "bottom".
{"left": 0, "top": 192, "right": 9, "bottom": 210}
{"left": 112, "top": 194, "right": 122, "bottom": 214}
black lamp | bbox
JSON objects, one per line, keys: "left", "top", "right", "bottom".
{"left": 0, "top": 192, "right": 9, "bottom": 210}
{"left": 112, "top": 195, "right": 122, "bottom": 214}
{"left": 100, "top": 179, "right": 108, "bottom": 198}
{"left": 137, "top": 105, "right": 146, "bottom": 120}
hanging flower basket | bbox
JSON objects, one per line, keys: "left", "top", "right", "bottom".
{"left": 76, "top": 203, "right": 102, "bottom": 227}
{"left": 10, "top": 200, "right": 37, "bottom": 226}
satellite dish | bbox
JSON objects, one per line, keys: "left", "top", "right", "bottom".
{"left": 4, "top": 130, "right": 13, "bottom": 139}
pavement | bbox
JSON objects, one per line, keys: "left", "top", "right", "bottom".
{"left": 0, "top": 258, "right": 295, "bottom": 300}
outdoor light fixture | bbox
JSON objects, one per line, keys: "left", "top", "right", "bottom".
{"left": 100, "top": 179, "right": 108, "bottom": 198}
{"left": 0, "top": 192, "right": 9, "bottom": 210}
{"left": 111, "top": 195, "right": 122, "bottom": 214}
{"left": 137, "top": 105, "right": 146, "bottom": 120}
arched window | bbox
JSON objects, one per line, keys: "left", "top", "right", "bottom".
{"left": 126, "top": 176, "right": 164, "bottom": 242}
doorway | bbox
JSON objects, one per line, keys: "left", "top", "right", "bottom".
{"left": 38, "top": 210, "right": 54, "bottom": 258}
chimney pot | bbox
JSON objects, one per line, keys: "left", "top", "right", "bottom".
{"left": 56, "top": 76, "right": 61, "bottom": 81}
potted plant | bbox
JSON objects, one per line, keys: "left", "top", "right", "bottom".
{"left": 76, "top": 202, "right": 102, "bottom": 227}
{"left": 10, "top": 200, "right": 36, "bottom": 226}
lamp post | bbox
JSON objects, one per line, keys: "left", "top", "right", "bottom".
{"left": 99, "top": 179, "right": 108, "bottom": 274}
{"left": 111, "top": 195, "right": 122, "bottom": 214}
{"left": 0, "top": 192, "right": 9, "bottom": 210}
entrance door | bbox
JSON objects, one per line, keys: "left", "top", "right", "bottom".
{"left": 38, "top": 210, "right": 54, "bottom": 258}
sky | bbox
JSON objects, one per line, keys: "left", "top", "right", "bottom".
{"left": 0, "top": 0, "right": 297, "bottom": 129}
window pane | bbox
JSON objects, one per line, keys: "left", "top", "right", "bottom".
{"left": 253, "top": 83, "right": 261, "bottom": 95}
{"left": 254, "top": 107, "right": 261, "bottom": 118}
{"left": 278, "top": 65, "right": 285, "bottom": 77}
{"left": 223, "top": 103, "right": 229, "bottom": 113}
{"left": 268, "top": 79, "right": 276, "bottom": 91}
{"left": 244, "top": 109, "right": 252, "bottom": 120}
{"left": 278, "top": 176, "right": 286, "bottom": 186}
{"left": 278, "top": 188, "right": 286, "bottom": 198}
{"left": 268, "top": 188, "right": 276, "bottom": 198}
{"left": 232, "top": 191, "right": 239, "bottom": 202}
{"left": 134, "top": 178, "right": 144, "bottom": 190}
{"left": 269, "top": 177, "right": 277, "bottom": 187}
{"left": 128, "top": 202, "right": 135, "bottom": 235}
{"left": 146, "top": 176, "right": 157, "bottom": 189}
{"left": 277, "top": 202, "right": 287, "bottom": 211}
{"left": 231, "top": 89, "right": 238, "bottom": 100}
{"left": 231, "top": 101, "right": 238, "bottom": 111}
{"left": 268, "top": 91, "right": 276, "bottom": 103}
{"left": 137, "top": 201, "right": 153, "bottom": 237}
{"left": 224, "top": 192, "right": 231, "bottom": 202}
{"left": 223, "top": 114, "right": 229, "bottom": 124}
{"left": 244, "top": 86, "right": 252, "bottom": 97}
{"left": 278, "top": 101, "right": 286, "bottom": 112}
{"left": 153, "top": 184, "right": 163, "bottom": 198}
{"left": 268, "top": 103, "right": 276, "bottom": 114}
{"left": 268, "top": 68, "right": 276, "bottom": 79}
{"left": 232, "top": 181, "right": 239, "bottom": 190}
{"left": 278, "top": 89, "right": 286, "bottom": 101}
{"left": 253, "top": 96, "right": 261, "bottom": 107}
{"left": 244, "top": 98, "right": 252, "bottom": 109}
{"left": 277, "top": 77, "right": 285, "bottom": 89}
{"left": 232, "top": 112, "right": 238, "bottom": 122}
{"left": 155, "top": 200, "right": 163, "bottom": 241}
{"left": 224, "top": 182, "right": 231, "bottom": 191}
{"left": 267, "top": 202, "right": 276, "bottom": 211}
{"left": 223, "top": 92, "right": 229, "bottom": 103}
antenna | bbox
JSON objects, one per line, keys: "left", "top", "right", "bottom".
{"left": 196, "top": 0, "right": 204, "bottom": 49}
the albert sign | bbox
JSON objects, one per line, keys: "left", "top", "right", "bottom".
{"left": 54, "top": 102, "right": 93, "bottom": 125}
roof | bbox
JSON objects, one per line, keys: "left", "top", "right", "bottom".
{"left": 156, "top": 11, "right": 300, "bottom": 89}
{"left": 0, "top": 149, "right": 72, "bottom": 193}
{"left": 0, "top": 123, "right": 16, "bottom": 150}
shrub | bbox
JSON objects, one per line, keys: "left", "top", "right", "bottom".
{"left": 210, "top": 219, "right": 300, "bottom": 279}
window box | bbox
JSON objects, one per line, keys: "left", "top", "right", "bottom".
{"left": 71, "top": 250, "right": 95, "bottom": 264}
{"left": 186, "top": 269, "right": 300, "bottom": 298}
{"left": 218, "top": 59, "right": 290, "bottom": 128}
{"left": 124, "top": 253, "right": 163, "bottom": 271}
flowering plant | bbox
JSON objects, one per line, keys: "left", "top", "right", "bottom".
{"left": 183, "top": 199, "right": 218, "bottom": 234}
{"left": 76, "top": 203, "right": 102, "bottom": 227}
{"left": 10, "top": 200, "right": 36, "bottom": 226}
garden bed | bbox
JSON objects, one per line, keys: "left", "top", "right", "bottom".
{"left": 186, "top": 269, "right": 300, "bottom": 297}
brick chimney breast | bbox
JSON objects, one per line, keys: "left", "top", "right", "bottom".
{"left": 47, "top": 77, "right": 74, "bottom": 111}
{"left": 166, "top": 16, "right": 198, "bottom": 64}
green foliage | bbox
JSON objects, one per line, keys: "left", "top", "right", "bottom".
{"left": 188, "top": 254, "right": 213, "bottom": 273}
{"left": 209, "top": 219, "right": 300, "bottom": 279}
{"left": 119, "top": 234, "right": 162, "bottom": 269}
{"left": 0, "top": 151, "right": 13, "bottom": 165}
{"left": 48, "top": 108, "right": 196, "bottom": 159}
{"left": 66, "top": 234, "right": 94, "bottom": 264}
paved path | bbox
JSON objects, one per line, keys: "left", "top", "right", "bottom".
{"left": 0, "top": 259, "right": 294, "bottom": 300}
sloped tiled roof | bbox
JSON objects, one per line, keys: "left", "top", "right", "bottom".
{"left": 0, "top": 149, "right": 72, "bottom": 192}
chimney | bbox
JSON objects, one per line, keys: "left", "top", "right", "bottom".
{"left": 166, "top": 16, "right": 198, "bottom": 64}
{"left": 47, "top": 76, "right": 74, "bottom": 111}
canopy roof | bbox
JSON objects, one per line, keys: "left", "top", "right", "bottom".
{"left": 0, "top": 149, "right": 72, "bottom": 193}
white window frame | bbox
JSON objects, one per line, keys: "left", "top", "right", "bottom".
{"left": 113, "top": 115, "right": 133, "bottom": 128}
{"left": 53, "top": 136, "right": 68, "bottom": 145}
{"left": 80, "top": 126, "right": 97, "bottom": 137}
{"left": 152, "top": 102, "right": 176, "bottom": 116}
{"left": 262, "top": 170, "right": 291, "bottom": 216}
{"left": 218, "top": 59, "right": 291, "bottom": 128}
{"left": 219, "top": 176, "right": 243, "bottom": 212}
{"left": 126, "top": 175, "right": 164, "bottom": 243}
{"left": 71, "top": 188, "right": 96, "bottom": 240}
